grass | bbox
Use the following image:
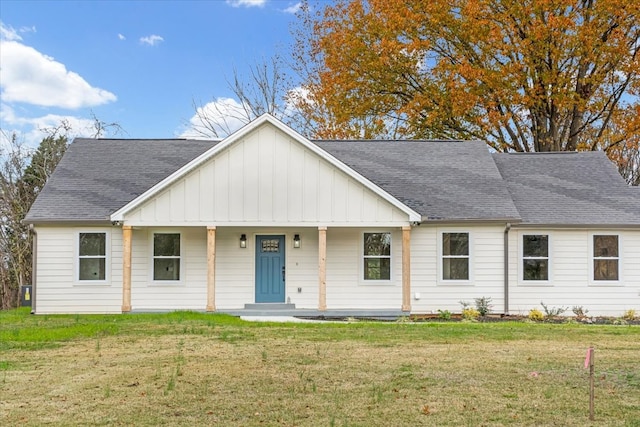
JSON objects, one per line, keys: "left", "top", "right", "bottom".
{"left": 1, "top": 308, "right": 639, "bottom": 426}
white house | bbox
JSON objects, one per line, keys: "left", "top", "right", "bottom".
{"left": 25, "top": 115, "right": 640, "bottom": 316}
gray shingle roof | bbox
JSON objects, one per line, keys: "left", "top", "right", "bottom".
{"left": 24, "top": 138, "right": 216, "bottom": 223}
{"left": 315, "top": 140, "right": 520, "bottom": 221}
{"left": 492, "top": 152, "right": 640, "bottom": 225}
{"left": 25, "top": 136, "right": 640, "bottom": 226}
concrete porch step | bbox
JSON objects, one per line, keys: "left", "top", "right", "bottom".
{"left": 244, "top": 303, "right": 296, "bottom": 310}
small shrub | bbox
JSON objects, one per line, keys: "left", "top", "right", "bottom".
{"left": 540, "top": 301, "right": 567, "bottom": 320}
{"left": 475, "top": 297, "right": 493, "bottom": 316}
{"left": 528, "top": 308, "right": 544, "bottom": 322}
{"left": 396, "top": 315, "right": 411, "bottom": 323}
{"left": 458, "top": 300, "right": 471, "bottom": 310}
{"left": 437, "top": 309, "right": 452, "bottom": 320}
{"left": 461, "top": 307, "right": 480, "bottom": 321}
{"left": 622, "top": 309, "right": 637, "bottom": 321}
{"left": 572, "top": 306, "right": 589, "bottom": 320}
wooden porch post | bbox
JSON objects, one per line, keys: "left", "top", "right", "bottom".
{"left": 402, "top": 225, "right": 411, "bottom": 312}
{"left": 318, "top": 226, "right": 327, "bottom": 311}
{"left": 122, "top": 225, "right": 132, "bottom": 313}
{"left": 206, "top": 226, "right": 216, "bottom": 312}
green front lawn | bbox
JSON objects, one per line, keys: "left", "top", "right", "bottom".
{"left": 1, "top": 309, "right": 638, "bottom": 426}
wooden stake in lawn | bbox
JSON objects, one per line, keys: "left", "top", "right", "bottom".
{"left": 584, "top": 347, "right": 595, "bottom": 420}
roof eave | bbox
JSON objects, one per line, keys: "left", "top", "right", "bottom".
{"left": 26, "top": 219, "right": 114, "bottom": 226}
{"left": 419, "top": 217, "right": 522, "bottom": 225}
{"left": 511, "top": 222, "right": 640, "bottom": 229}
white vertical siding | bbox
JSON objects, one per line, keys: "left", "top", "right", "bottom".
{"left": 123, "top": 124, "right": 409, "bottom": 226}
{"left": 34, "top": 226, "right": 122, "bottom": 314}
{"left": 410, "top": 225, "right": 506, "bottom": 314}
{"left": 509, "top": 228, "right": 640, "bottom": 317}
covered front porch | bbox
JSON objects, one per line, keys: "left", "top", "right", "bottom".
{"left": 119, "top": 225, "right": 413, "bottom": 314}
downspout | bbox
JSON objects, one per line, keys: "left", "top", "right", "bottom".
{"left": 30, "top": 224, "right": 37, "bottom": 315}
{"left": 503, "top": 223, "right": 511, "bottom": 315}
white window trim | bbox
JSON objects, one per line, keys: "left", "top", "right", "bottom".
{"left": 589, "top": 232, "right": 621, "bottom": 285}
{"left": 75, "top": 230, "right": 110, "bottom": 285}
{"left": 519, "top": 233, "right": 552, "bottom": 285}
{"left": 150, "top": 231, "right": 183, "bottom": 285}
{"left": 360, "top": 231, "right": 393, "bottom": 285}
{"left": 438, "top": 230, "right": 472, "bottom": 285}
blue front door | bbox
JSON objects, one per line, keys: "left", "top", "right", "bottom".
{"left": 255, "top": 235, "right": 285, "bottom": 303}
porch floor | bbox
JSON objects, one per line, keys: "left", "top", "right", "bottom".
{"left": 130, "top": 308, "right": 405, "bottom": 320}
{"left": 218, "top": 308, "right": 405, "bottom": 320}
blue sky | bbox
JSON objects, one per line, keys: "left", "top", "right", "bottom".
{"left": 0, "top": 0, "right": 304, "bottom": 146}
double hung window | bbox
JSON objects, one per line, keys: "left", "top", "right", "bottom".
{"left": 522, "top": 235, "right": 549, "bottom": 281}
{"left": 442, "top": 232, "right": 469, "bottom": 280}
{"left": 593, "top": 235, "right": 618, "bottom": 281}
{"left": 78, "top": 233, "right": 107, "bottom": 281}
{"left": 363, "top": 233, "right": 391, "bottom": 281}
{"left": 153, "top": 233, "right": 181, "bottom": 281}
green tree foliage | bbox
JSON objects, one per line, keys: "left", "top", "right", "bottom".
{"left": 0, "top": 134, "right": 69, "bottom": 308}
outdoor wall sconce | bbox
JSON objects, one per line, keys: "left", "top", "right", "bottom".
{"left": 293, "top": 234, "right": 301, "bottom": 248}
{"left": 240, "top": 234, "right": 247, "bottom": 248}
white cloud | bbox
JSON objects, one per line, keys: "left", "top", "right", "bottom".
{"left": 283, "top": 2, "right": 301, "bottom": 14}
{"left": 19, "top": 25, "right": 37, "bottom": 35}
{"left": 118, "top": 33, "right": 126, "bottom": 40}
{"left": 0, "top": 22, "right": 22, "bottom": 41}
{"left": 0, "top": 40, "right": 117, "bottom": 109}
{"left": 140, "top": 34, "right": 164, "bottom": 46}
{"left": 179, "top": 98, "right": 248, "bottom": 139}
{"left": 0, "top": 104, "right": 102, "bottom": 148}
{"left": 226, "top": 0, "right": 267, "bottom": 8}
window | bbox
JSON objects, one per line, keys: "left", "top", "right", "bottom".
{"left": 442, "top": 232, "right": 469, "bottom": 280}
{"left": 79, "top": 233, "right": 106, "bottom": 281}
{"left": 593, "top": 235, "right": 618, "bottom": 281}
{"left": 522, "top": 235, "right": 549, "bottom": 281}
{"left": 153, "top": 233, "right": 181, "bottom": 281}
{"left": 363, "top": 233, "right": 391, "bottom": 280}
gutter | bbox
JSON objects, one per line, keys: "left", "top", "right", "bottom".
{"left": 23, "top": 219, "right": 113, "bottom": 226}
{"left": 510, "top": 223, "right": 640, "bottom": 230}
{"left": 504, "top": 222, "right": 511, "bottom": 315}
{"left": 420, "top": 217, "right": 522, "bottom": 225}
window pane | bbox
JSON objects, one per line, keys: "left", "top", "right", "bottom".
{"left": 154, "top": 234, "right": 180, "bottom": 256}
{"left": 594, "top": 259, "right": 618, "bottom": 281}
{"left": 523, "top": 235, "right": 548, "bottom": 257}
{"left": 443, "top": 233, "right": 468, "bottom": 256}
{"left": 523, "top": 259, "right": 548, "bottom": 281}
{"left": 79, "top": 233, "right": 106, "bottom": 256}
{"left": 364, "top": 258, "right": 391, "bottom": 280}
{"left": 261, "top": 239, "right": 280, "bottom": 253}
{"left": 443, "top": 258, "right": 469, "bottom": 280}
{"left": 154, "top": 258, "right": 180, "bottom": 281}
{"left": 79, "top": 258, "right": 105, "bottom": 280}
{"left": 364, "top": 233, "right": 391, "bottom": 256}
{"left": 594, "top": 235, "right": 618, "bottom": 257}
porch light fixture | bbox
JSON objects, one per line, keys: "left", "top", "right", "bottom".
{"left": 293, "top": 234, "right": 301, "bottom": 248}
{"left": 240, "top": 234, "right": 247, "bottom": 248}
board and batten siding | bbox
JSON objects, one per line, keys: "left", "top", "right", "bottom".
{"left": 409, "top": 225, "right": 506, "bottom": 314}
{"left": 34, "top": 226, "right": 123, "bottom": 314}
{"left": 123, "top": 124, "right": 409, "bottom": 227}
{"left": 508, "top": 228, "right": 640, "bottom": 317}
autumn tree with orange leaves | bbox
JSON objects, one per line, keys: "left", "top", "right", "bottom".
{"left": 290, "top": 0, "right": 640, "bottom": 184}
